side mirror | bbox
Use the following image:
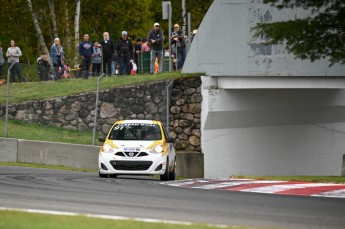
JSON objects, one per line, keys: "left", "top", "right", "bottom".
{"left": 166, "top": 137, "right": 175, "bottom": 144}
{"left": 98, "top": 136, "right": 106, "bottom": 142}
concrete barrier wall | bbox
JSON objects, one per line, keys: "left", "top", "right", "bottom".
{"left": 17, "top": 140, "right": 100, "bottom": 170}
{"left": 0, "top": 138, "right": 204, "bottom": 178}
{"left": 0, "top": 138, "right": 18, "bottom": 162}
{"left": 176, "top": 151, "right": 204, "bottom": 178}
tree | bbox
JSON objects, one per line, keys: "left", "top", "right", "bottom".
{"left": 0, "top": 0, "right": 211, "bottom": 64}
{"left": 48, "top": 0, "right": 58, "bottom": 38}
{"left": 253, "top": 0, "right": 345, "bottom": 66}
{"left": 74, "top": 0, "right": 81, "bottom": 66}
{"left": 26, "top": 0, "right": 50, "bottom": 57}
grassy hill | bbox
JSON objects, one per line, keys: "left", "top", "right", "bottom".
{"left": 0, "top": 72, "right": 202, "bottom": 105}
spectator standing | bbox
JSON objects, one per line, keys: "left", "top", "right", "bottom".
{"left": 37, "top": 54, "right": 51, "bottom": 81}
{"left": 112, "top": 52, "right": 118, "bottom": 75}
{"left": 100, "top": 32, "right": 115, "bottom": 76}
{"left": 141, "top": 38, "right": 150, "bottom": 52}
{"left": 116, "top": 31, "right": 133, "bottom": 76}
{"left": 171, "top": 24, "right": 186, "bottom": 70}
{"left": 0, "top": 42, "right": 4, "bottom": 79}
{"left": 139, "top": 38, "right": 150, "bottom": 74}
{"left": 134, "top": 38, "right": 142, "bottom": 74}
{"left": 79, "top": 33, "right": 94, "bottom": 79}
{"left": 92, "top": 41, "right": 102, "bottom": 76}
{"left": 147, "top": 22, "right": 164, "bottom": 74}
{"left": 6, "top": 40, "right": 23, "bottom": 83}
{"left": 50, "top": 38, "right": 65, "bottom": 80}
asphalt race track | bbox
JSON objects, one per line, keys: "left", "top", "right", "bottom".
{"left": 1, "top": 166, "right": 345, "bottom": 229}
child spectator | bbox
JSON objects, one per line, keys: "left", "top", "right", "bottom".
{"left": 134, "top": 38, "right": 142, "bottom": 74}
{"left": 141, "top": 38, "right": 150, "bottom": 52}
{"left": 37, "top": 54, "right": 51, "bottom": 81}
{"left": 92, "top": 41, "right": 102, "bottom": 76}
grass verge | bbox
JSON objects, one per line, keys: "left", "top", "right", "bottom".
{"left": 0, "top": 72, "right": 202, "bottom": 104}
{"left": 0, "top": 162, "right": 96, "bottom": 173}
{"left": 230, "top": 175, "right": 345, "bottom": 184}
{"left": 0, "top": 162, "right": 192, "bottom": 181}
{"left": 0, "top": 119, "right": 97, "bottom": 145}
{"left": 0, "top": 210, "right": 242, "bottom": 229}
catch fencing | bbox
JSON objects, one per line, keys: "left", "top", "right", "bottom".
{"left": 0, "top": 63, "right": 174, "bottom": 146}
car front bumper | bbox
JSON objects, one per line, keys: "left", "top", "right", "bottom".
{"left": 99, "top": 152, "right": 168, "bottom": 175}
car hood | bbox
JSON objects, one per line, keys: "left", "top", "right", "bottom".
{"left": 111, "top": 140, "right": 158, "bottom": 150}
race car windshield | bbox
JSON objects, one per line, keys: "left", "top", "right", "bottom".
{"left": 108, "top": 124, "right": 162, "bottom": 141}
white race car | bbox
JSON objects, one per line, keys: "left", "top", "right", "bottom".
{"left": 98, "top": 120, "right": 176, "bottom": 181}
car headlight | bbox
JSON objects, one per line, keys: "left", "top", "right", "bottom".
{"left": 102, "top": 144, "right": 115, "bottom": 154}
{"left": 150, "top": 144, "right": 163, "bottom": 154}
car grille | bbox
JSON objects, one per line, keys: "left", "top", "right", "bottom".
{"left": 137, "top": 152, "right": 148, "bottom": 157}
{"left": 124, "top": 151, "right": 140, "bottom": 157}
{"left": 115, "top": 152, "right": 125, "bottom": 157}
{"left": 110, "top": 160, "right": 153, "bottom": 171}
{"left": 115, "top": 152, "right": 149, "bottom": 157}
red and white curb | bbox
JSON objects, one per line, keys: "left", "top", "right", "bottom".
{"left": 161, "top": 178, "right": 345, "bottom": 198}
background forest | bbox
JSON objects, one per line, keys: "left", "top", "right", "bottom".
{"left": 0, "top": 0, "right": 213, "bottom": 66}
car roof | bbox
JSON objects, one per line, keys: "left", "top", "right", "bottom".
{"left": 115, "top": 120, "right": 161, "bottom": 125}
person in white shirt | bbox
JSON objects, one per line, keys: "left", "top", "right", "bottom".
{"left": 6, "top": 40, "right": 23, "bottom": 83}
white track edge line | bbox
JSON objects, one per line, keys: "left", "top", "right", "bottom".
{"left": 0, "top": 207, "right": 228, "bottom": 228}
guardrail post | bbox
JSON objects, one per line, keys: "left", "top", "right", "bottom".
{"left": 166, "top": 80, "right": 173, "bottom": 132}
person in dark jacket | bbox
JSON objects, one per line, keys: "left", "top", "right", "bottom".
{"left": 134, "top": 38, "right": 142, "bottom": 74}
{"left": 100, "top": 32, "right": 115, "bottom": 76}
{"left": 37, "top": 54, "right": 51, "bottom": 81}
{"left": 147, "top": 22, "right": 164, "bottom": 74}
{"left": 171, "top": 24, "right": 186, "bottom": 70}
{"left": 116, "top": 31, "right": 133, "bottom": 75}
{"left": 79, "top": 33, "right": 94, "bottom": 79}
{"left": 50, "top": 38, "right": 65, "bottom": 80}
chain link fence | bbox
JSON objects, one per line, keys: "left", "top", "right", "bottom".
{"left": 0, "top": 64, "right": 174, "bottom": 146}
{"left": 91, "top": 76, "right": 174, "bottom": 145}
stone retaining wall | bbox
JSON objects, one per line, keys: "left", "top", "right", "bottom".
{"left": 169, "top": 78, "right": 202, "bottom": 151}
{"left": 0, "top": 77, "right": 202, "bottom": 151}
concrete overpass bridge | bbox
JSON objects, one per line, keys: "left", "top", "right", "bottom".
{"left": 183, "top": 0, "right": 345, "bottom": 177}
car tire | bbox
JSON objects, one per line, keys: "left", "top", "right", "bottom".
{"left": 169, "top": 157, "right": 176, "bottom": 181}
{"left": 160, "top": 157, "right": 170, "bottom": 181}
{"left": 99, "top": 171, "right": 108, "bottom": 178}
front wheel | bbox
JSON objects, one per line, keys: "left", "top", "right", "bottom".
{"left": 160, "top": 158, "right": 169, "bottom": 181}
{"left": 99, "top": 171, "right": 108, "bottom": 178}
{"left": 169, "top": 157, "right": 176, "bottom": 181}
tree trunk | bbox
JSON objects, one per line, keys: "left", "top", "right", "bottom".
{"left": 64, "top": 1, "right": 71, "bottom": 51}
{"left": 74, "top": 0, "right": 81, "bottom": 66}
{"left": 27, "top": 0, "right": 50, "bottom": 60}
{"left": 48, "top": 0, "right": 58, "bottom": 38}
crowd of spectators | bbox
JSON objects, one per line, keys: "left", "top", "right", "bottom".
{"left": 0, "top": 22, "right": 196, "bottom": 83}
